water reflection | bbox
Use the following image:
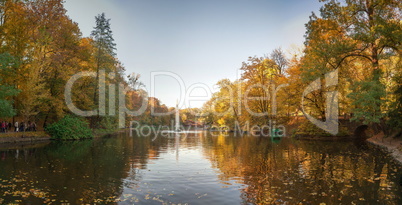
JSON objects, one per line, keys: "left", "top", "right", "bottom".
{"left": 0, "top": 137, "right": 131, "bottom": 204}
{"left": 0, "top": 132, "right": 401, "bottom": 204}
{"left": 202, "top": 135, "right": 402, "bottom": 204}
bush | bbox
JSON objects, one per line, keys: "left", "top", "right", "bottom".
{"left": 46, "top": 115, "right": 93, "bottom": 140}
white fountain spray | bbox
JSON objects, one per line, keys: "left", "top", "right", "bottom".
{"left": 175, "top": 101, "right": 181, "bottom": 132}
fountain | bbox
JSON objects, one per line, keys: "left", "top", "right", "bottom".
{"left": 162, "top": 102, "right": 203, "bottom": 134}
{"left": 175, "top": 102, "right": 181, "bottom": 132}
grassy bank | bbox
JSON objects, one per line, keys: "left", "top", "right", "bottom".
{"left": 0, "top": 131, "right": 50, "bottom": 144}
{"left": 290, "top": 119, "right": 352, "bottom": 140}
{"left": 0, "top": 127, "right": 127, "bottom": 144}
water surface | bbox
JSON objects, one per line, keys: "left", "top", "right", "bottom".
{"left": 0, "top": 132, "right": 401, "bottom": 204}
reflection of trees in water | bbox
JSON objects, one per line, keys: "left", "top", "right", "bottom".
{"left": 129, "top": 132, "right": 205, "bottom": 165}
{"left": 0, "top": 133, "right": 134, "bottom": 204}
{"left": 201, "top": 134, "right": 402, "bottom": 204}
{"left": 1, "top": 132, "right": 401, "bottom": 204}
{"left": 124, "top": 132, "right": 206, "bottom": 195}
{"left": 46, "top": 140, "right": 93, "bottom": 161}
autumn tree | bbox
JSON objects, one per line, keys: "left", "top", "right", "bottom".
{"left": 240, "top": 56, "right": 280, "bottom": 126}
{"left": 270, "top": 48, "right": 288, "bottom": 75}
{"left": 202, "top": 53, "right": 290, "bottom": 131}
{"left": 0, "top": 0, "right": 33, "bottom": 121}
{"left": 30, "top": 0, "right": 83, "bottom": 124}
{"left": 304, "top": 0, "right": 402, "bottom": 129}
{"left": 206, "top": 79, "right": 241, "bottom": 129}
{"left": 0, "top": 0, "right": 148, "bottom": 131}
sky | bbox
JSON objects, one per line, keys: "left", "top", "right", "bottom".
{"left": 63, "top": 0, "right": 322, "bottom": 108}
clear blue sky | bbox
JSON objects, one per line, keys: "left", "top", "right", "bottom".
{"left": 64, "top": 0, "right": 322, "bottom": 108}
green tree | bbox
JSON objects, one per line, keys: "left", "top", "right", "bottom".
{"left": 388, "top": 73, "right": 402, "bottom": 129}
{"left": 0, "top": 53, "right": 19, "bottom": 118}
{"left": 90, "top": 12, "right": 117, "bottom": 128}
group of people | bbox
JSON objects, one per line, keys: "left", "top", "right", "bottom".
{"left": 0, "top": 121, "right": 37, "bottom": 133}
{"left": 1, "top": 121, "right": 12, "bottom": 133}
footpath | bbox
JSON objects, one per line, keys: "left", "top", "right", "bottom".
{"left": 0, "top": 131, "right": 50, "bottom": 144}
{"left": 368, "top": 132, "right": 402, "bottom": 164}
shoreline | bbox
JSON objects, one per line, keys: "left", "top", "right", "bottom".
{"left": 367, "top": 133, "right": 402, "bottom": 165}
{"left": 0, "top": 128, "right": 126, "bottom": 144}
{"left": 0, "top": 131, "right": 50, "bottom": 144}
{"left": 2, "top": 128, "right": 402, "bottom": 167}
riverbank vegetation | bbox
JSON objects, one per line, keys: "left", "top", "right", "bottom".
{"left": 292, "top": 121, "right": 350, "bottom": 139}
{"left": 0, "top": 0, "right": 401, "bottom": 138}
{"left": 0, "top": 0, "right": 172, "bottom": 132}
{"left": 0, "top": 131, "right": 49, "bottom": 145}
{"left": 199, "top": 0, "right": 402, "bottom": 137}
{"left": 45, "top": 115, "right": 93, "bottom": 140}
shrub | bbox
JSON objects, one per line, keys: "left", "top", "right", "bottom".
{"left": 46, "top": 115, "right": 93, "bottom": 140}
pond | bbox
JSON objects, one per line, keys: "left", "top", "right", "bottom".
{"left": 0, "top": 131, "right": 401, "bottom": 204}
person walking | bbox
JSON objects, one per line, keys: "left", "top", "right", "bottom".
{"left": 1, "top": 121, "right": 5, "bottom": 133}
{"left": 20, "top": 122, "right": 25, "bottom": 132}
{"left": 14, "top": 121, "right": 19, "bottom": 132}
{"left": 32, "top": 122, "right": 37, "bottom": 132}
{"left": 27, "top": 121, "right": 31, "bottom": 132}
